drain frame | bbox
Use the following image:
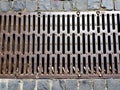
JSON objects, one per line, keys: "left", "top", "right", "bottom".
{"left": 0, "top": 11, "right": 120, "bottom": 79}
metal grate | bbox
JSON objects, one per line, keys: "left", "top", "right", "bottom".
{"left": 0, "top": 11, "right": 120, "bottom": 78}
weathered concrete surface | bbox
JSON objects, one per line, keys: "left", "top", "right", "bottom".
{"left": 101, "top": 0, "right": 113, "bottom": 10}
{"left": 115, "top": 0, "right": 120, "bottom": 10}
{"left": 26, "top": 0, "right": 37, "bottom": 12}
{"left": 0, "top": 0, "right": 120, "bottom": 12}
{"left": 88, "top": 0, "right": 100, "bottom": 10}
{"left": 13, "top": 0, "right": 26, "bottom": 11}
{"left": 0, "top": 79, "right": 120, "bottom": 90}
{"left": 0, "top": 1, "right": 11, "bottom": 12}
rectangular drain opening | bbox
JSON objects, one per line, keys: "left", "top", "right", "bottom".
{"left": 0, "top": 11, "right": 120, "bottom": 79}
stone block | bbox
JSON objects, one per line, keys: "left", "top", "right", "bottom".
{"left": 37, "top": 79, "right": 50, "bottom": 90}
{"left": 23, "top": 79, "right": 35, "bottom": 90}
{"left": 88, "top": 0, "right": 100, "bottom": 10}
{"left": 66, "top": 79, "right": 78, "bottom": 90}
{"left": 79, "top": 79, "right": 92, "bottom": 90}
{"left": 26, "top": 0, "right": 37, "bottom": 12}
{"left": 0, "top": 1, "right": 11, "bottom": 12}
{"left": 8, "top": 80, "right": 20, "bottom": 90}
{"left": 13, "top": 0, "right": 26, "bottom": 11}
{"left": 101, "top": 0, "right": 113, "bottom": 10}
{"left": 52, "top": 79, "right": 65, "bottom": 90}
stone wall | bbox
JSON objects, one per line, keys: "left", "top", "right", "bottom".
{"left": 0, "top": 0, "right": 120, "bottom": 12}
{"left": 0, "top": 79, "right": 120, "bottom": 90}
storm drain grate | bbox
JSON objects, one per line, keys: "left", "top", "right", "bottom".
{"left": 0, "top": 11, "right": 120, "bottom": 78}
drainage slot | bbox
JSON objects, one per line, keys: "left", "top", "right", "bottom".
{"left": 97, "top": 15, "right": 100, "bottom": 33}
{"left": 82, "top": 33, "right": 85, "bottom": 54}
{"left": 27, "top": 35, "right": 30, "bottom": 53}
{"left": 57, "top": 36, "right": 60, "bottom": 51}
{"left": 88, "top": 35, "right": 90, "bottom": 52}
{"left": 72, "top": 33, "right": 75, "bottom": 54}
{"left": 42, "top": 57, "right": 44, "bottom": 73}
{"left": 78, "top": 54, "right": 80, "bottom": 72}
{"left": 67, "top": 54, "right": 70, "bottom": 74}
{"left": 117, "top": 14, "right": 120, "bottom": 32}
{"left": 104, "top": 57, "right": 107, "bottom": 74}
{"left": 67, "top": 15, "right": 70, "bottom": 33}
{"left": 88, "top": 55, "right": 91, "bottom": 73}
{"left": 107, "top": 14, "right": 110, "bottom": 33}
{"left": 42, "top": 34, "right": 45, "bottom": 54}
{"left": 83, "top": 57, "right": 86, "bottom": 74}
{"left": 1, "top": 57, "right": 4, "bottom": 74}
{"left": 67, "top": 36, "right": 70, "bottom": 51}
{"left": 52, "top": 34, "right": 55, "bottom": 54}
{"left": 62, "top": 34, "right": 65, "bottom": 54}
{"left": 11, "top": 57, "right": 14, "bottom": 74}
{"left": 112, "top": 14, "right": 115, "bottom": 29}
{"left": 77, "top": 17, "right": 80, "bottom": 33}
{"left": 32, "top": 57, "right": 34, "bottom": 74}
{"left": 3, "top": 15, "right": 6, "bottom": 31}
{"left": 8, "top": 15, "right": 11, "bottom": 33}
{"left": 52, "top": 15, "right": 55, "bottom": 30}
{"left": 47, "top": 15, "right": 50, "bottom": 33}
{"left": 103, "top": 33, "right": 106, "bottom": 53}
{"left": 6, "top": 54, "right": 9, "bottom": 74}
{"left": 32, "top": 34, "right": 35, "bottom": 54}
{"left": 102, "top": 14, "right": 105, "bottom": 30}
{"left": 13, "top": 15, "right": 16, "bottom": 31}
{"left": 21, "top": 58, "right": 24, "bottom": 74}
{"left": 33, "top": 15, "right": 36, "bottom": 31}
{"left": 118, "top": 36, "right": 120, "bottom": 50}
{"left": 98, "top": 54, "right": 101, "bottom": 73}
{"left": 113, "top": 33, "right": 116, "bottom": 53}
{"left": 92, "top": 33, "right": 96, "bottom": 53}
{"left": 73, "top": 57, "right": 75, "bottom": 73}
{"left": 37, "top": 54, "right": 39, "bottom": 72}
{"left": 109, "top": 54, "right": 112, "bottom": 73}
{"left": 62, "top": 57, "right": 65, "bottom": 73}
{"left": 57, "top": 15, "right": 60, "bottom": 34}
{"left": 93, "top": 57, "right": 96, "bottom": 73}
{"left": 22, "top": 34, "right": 25, "bottom": 54}
{"left": 92, "top": 14, "right": 95, "bottom": 30}
{"left": 0, "top": 15, "right": 2, "bottom": 33}
{"left": 47, "top": 54, "right": 50, "bottom": 73}
{"left": 28, "top": 15, "right": 31, "bottom": 32}
{"left": 52, "top": 57, "right": 55, "bottom": 73}
{"left": 87, "top": 15, "right": 90, "bottom": 32}
{"left": 62, "top": 15, "right": 65, "bottom": 30}
{"left": 82, "top": 15, "right": 85, "bottom": 30}
{"left": 18, "top": 17, "right": 21, "bottom": 33}
{"left": 72, "top": 15, "right": 75, "bottom": 30}
{"left": 17, "top": 37, "right": 20, "bottom": 52}
{"left": 43, "top": 15, "right": 45, "bottom": 31}
{"left": 12, "top": 34, "right": 15, "bottom": 54}
{"left": 2, "top": 34, "right": 5, "bottom": 53}
{"left": 57, "top": 54, "right": 60, "bottom": 73}
{"left": 47, "top": 36, "right": 50, "bottom": 51}
{"left": 7, "top": 37, "right": 10, "bottom": 51}
{"left": 108, "top": 36, "right": 111, "bottom": 50}
{"left": 98, "top": 36, "right": 101, "bottom": 51}
{"left": 114, "top": 57, "right": 118, "bottom": 73}
{"left": 77, "top": 36, "right": 80, "bottom": 51}
{"left": 37, "top": 36, "right": 40, "bottom": 51}
{"left": 38, "top": 17, "right": 40, "bottom": 33}
{"left": 23, "top": 15, "right": 26, "bottom": 31}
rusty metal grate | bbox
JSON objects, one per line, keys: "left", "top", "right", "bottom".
{"left": 0, "top": 11, "right": 120, "bottom": 79}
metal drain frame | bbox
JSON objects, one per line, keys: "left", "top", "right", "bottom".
{"left": 0, "top": 11, "right": 120, "bottom": 79}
